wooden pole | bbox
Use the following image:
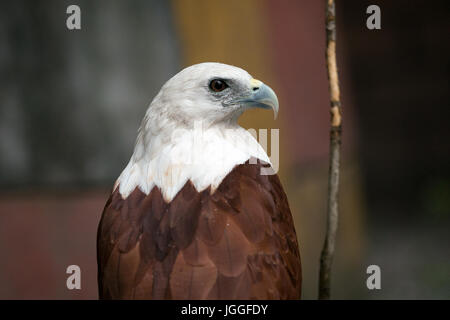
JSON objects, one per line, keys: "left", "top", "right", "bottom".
{"left": 319, "top": 0, "right": 342, "bottom": 300}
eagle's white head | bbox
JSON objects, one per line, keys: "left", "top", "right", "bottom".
{"left": 117, "top": 62, "right": 279, "bottom": 201}
{"left": 147, "top": 62, "right": 278, "bottom": 126}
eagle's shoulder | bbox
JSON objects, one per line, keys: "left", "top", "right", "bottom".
{"left": 97, "top": 160, "right": 301, "bottom": 299}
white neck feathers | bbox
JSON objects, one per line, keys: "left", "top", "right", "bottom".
{"left": 115, "top": 119, "right": 270, "bottom": 202}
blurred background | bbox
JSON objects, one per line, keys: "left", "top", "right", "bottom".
{"left": 0, "top": 0, "right": 448, "bottom": 299}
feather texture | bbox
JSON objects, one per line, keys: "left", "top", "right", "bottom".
{"left": 97, "top": 159, "right": 301, "bottom": 299}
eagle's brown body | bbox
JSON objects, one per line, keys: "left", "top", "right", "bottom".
{"left": 97, "top": 160, "right": 301, "bottom": 299}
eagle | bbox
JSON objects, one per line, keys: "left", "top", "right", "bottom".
{"left": 97, "top": 62, "right": 302, "bottom": 299}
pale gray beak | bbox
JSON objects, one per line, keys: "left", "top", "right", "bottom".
{"left": 238, "top": 79, "right": 279, "bottom": 119}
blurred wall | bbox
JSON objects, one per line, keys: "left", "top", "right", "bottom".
{"left": 0, "top": 0, "right": 181, "bottom": 188}
{"left": 340, "top": 0, "right": 450, "bottom": 298}
{"left": 0, "top": 0, "right": 448, "bottom": 300}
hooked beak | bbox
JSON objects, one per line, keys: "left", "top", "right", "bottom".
{"left": 238, "top": 79, "right": 279, "bottom": 119}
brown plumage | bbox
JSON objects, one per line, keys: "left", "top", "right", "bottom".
{"left": 97, "top": 160, "right": 301, "bottom": 299}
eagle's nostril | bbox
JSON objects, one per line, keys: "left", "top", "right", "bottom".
{"left": 252, "top": 86, "right": 259, "bottom": 91}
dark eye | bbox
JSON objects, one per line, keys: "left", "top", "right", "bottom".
{"left": 209, "top": 79, "right": 228, "bottom": 92}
